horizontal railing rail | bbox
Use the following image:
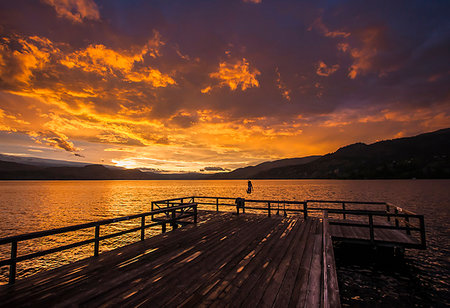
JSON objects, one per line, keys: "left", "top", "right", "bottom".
{"left": 0, "top": 203, "right": 198, "bottom": 285}
{"left": 152, "top": 196, "right": 425, "bottom": 250}
{"left": 325, "top": 208, "right": 426, "bottom": 249}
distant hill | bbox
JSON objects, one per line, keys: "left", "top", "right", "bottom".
{"left": 254, "top": 128, "right": 450, "bottom": 179}
{"left": 0, "top": 154, "right": 90, "bottom": 168}
{"left": 209, "top": 156, "right": 320, "bottom": 179}
{"left": 1, "top": 128, "right": 448, "bottom": 179}
{"left": 0, "top": 163, "right": 160, "bottom": 180}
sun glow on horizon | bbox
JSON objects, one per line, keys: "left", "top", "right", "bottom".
{"left": 0, "top": 0, "right": 448, "bottom": 171}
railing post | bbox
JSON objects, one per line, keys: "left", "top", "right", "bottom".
{"left": 151, "top": 202, "right": 154, "bottom": 221}
{"left": 162, "top": 223, "right": 166, "bottom": 233}
{"left": 419, "top": 216, "right": 426, "bottom": 249}
{"left": 405, "top": 216, "right": 411, "bottom": 235}
{"left": 268, "top": 202, "right": 271, "bottom": 217}
{"left": 194, "top": 204, "right": 198, "bottom": 224}
{"left": 386, "top": 204, "right": 390, "bottom": 222}
{"left": 369, "top": 214, "right": 374, "bottom": 244}
{"left": 141, "top": 216, "right": 145, "bottom": 241}
{"left": 342, "top": 202, "right": 346, "bottom": 220}
{"left": 303, "top": 202, "right": 308, "bottom": 220}
{"left": 242, "top": 200, "right": 245, "bottom": 214}
{"left": 171, "top": 209, "right": 177, "bottom": 230}
{"left": 9, "top": 240, "right": 17, "bottom": 284}
{"left": 216, "top": 198, "right": 219, "bottom": 212}
{"left": 180, "top": 198, "right": 184, "bottom": 205}
{"left": 394, "top": 208, "right": 399, "bottom": 227}
{"left": 94, "top": 225, "right": 100, "bottom": 257}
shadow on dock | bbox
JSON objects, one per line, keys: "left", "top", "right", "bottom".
{"left": 0, "top": 196, "right": 427, "bottom": 307}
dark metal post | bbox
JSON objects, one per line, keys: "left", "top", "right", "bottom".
{"left": 405, "top": 216, "right": 411, "bottom": 235}
{"left": 242, "top": 200, "right": 245, "bottom": 214}
{"left": 268, "top": 202, "right": 271, "bottom": 217}
{"left": 369, "top": 214, "right": 374, "bottom": 244}
{"left": 276, "top": 204, "right": 280, "bottom": 216}
{"left": 419, "top": 216, "right": 426, "bottom": 249}
{"left": 342, "top": 203, "right": 346, "bottom": 220}
{"left": 94, "top": 225, "right": 100, "bottom": 257}
{"left": 9, "top": 240, "right": 17, "bottom": 284}
{"left": 180, "top": 198, "right": 184, "bottom": 204}
{"left": 303, "top": 202, "right": 308, "bottom": 219}
{"left": 141, "top": 216, "right": 145, "bottom": 241}
{"left": 386, "top": 204, "right": 390, "bottom": 222}
{"left": 216, "top": 198, "right": 219, "bottom": 212}
{"left": 162, "top": 223, "right": 166, "bottom": 233}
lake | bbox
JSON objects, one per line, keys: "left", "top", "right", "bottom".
{"left": 0, "top": 179, "right": 449, "bottom": 306}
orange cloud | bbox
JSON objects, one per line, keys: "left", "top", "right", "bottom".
{"left": 31, "top": 130, "right": 80, "bottom": 153}
{"left": 43, "top": 0, "right": 100, "bottom": 23}
{"left": 207, "top": 58, "right": 260, "bottom": 91}
{"left": 0, "top": 36, "right": 57, "bottom": 86}
{"left": 309, "top": 17, "right": 350, "bottom": 38}
{"left": 275, "top": 68, "right": 291, "bottom": 101}
{"left": 338, "top": 27, "right": 384, "bottom": 79}
{"left": 60, "top": 37, "right": 175, "bottom": 87}
{"left": 316, "top": 61, "right": 339, "bottom": 76}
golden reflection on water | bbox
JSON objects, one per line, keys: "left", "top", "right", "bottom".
{"left": 0, "top": 179, "right": 449, "bottom": 286}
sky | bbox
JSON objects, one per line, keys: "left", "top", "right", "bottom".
{"left": 0, "top": 0, "right": 449, "bottom": 173}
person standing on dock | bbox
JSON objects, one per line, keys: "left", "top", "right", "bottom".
{"left": 247, "top": 180, "right": 253, "bottom": 194}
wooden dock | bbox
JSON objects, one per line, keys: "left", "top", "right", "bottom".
{"left": 0, "top": 196, "right": 426, "bottom": 307}
{"left": 0, "top": 211, "right": 340, "bottom": 307}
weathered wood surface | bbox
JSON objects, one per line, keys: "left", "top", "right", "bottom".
{"left": 329, "top": 219, "right": 421, "bottom": 247}
{"left": 0, "top": 211, "right": 339, "bottom": 307}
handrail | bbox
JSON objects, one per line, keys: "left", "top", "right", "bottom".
{"left": 0, "top": 203, "right": 198, "bottom": 285}
{"left": 307, "top": 199, "right": 386, "bottom": 205}
{"left": 326, "top": 208, "right": 426, "bottom": 249}
{"left": 154, "top": 196, "right": 426, "bottom": 250}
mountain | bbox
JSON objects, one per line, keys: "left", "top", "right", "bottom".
{"left": 0, "top": 162, "right": 163, "bottom": 180}
{"left": 1, "top": 128, "right": 448, "bottom": 179}
{"left": 209, "top": 156, "right": 320, "bottom": 179}
{"left": 253, "top": 128, "right": 450, "bottom": 179}
{"left": 0, "top": 154, "right": 90, "bottom": 168}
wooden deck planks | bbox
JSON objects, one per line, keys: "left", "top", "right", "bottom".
{"left": 0, "top": 212, "right": 340, "bottom": 308}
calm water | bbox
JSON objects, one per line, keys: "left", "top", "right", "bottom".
{"left": 0, "top": 180, "right": 449, "bottom": 306}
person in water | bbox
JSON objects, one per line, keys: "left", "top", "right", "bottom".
{"left": 247, "top": 180, "right": 253, "bottom": 194}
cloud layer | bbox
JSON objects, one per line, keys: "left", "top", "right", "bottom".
{"left": 0, "top": 0, "right": 449, "bottom": 171}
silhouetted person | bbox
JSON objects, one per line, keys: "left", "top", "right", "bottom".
{"left": 247, "top": 180, "right": 253, "bottom": 194}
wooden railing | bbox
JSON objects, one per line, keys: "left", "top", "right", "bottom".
{"left": 153, "top": 196, "right": 309, "bottom": 218}
{"left": 306, "top": 200, "right": 426, "bottom": 249}
{"left": 325, "top": 209, "right": 425, "bottom": 248}
{"left": 0, "top": 203, "right": 197, "bottom": 284}
{"left": 152, "top": 196, "right": 426, "bottom": 250}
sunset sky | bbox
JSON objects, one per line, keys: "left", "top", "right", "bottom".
{"left": 0, "top": 0, "right": 449, "bottom": 172}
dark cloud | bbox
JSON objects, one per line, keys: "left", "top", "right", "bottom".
{"left": 169, "top": 113, "right": 198, "bottom": 128}
{"left": 200, "top": 166, "right": 231, "bottom": 172}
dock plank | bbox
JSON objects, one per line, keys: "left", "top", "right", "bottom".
{"left": 0, "top": 212, "right": 340, "bottom": 308}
